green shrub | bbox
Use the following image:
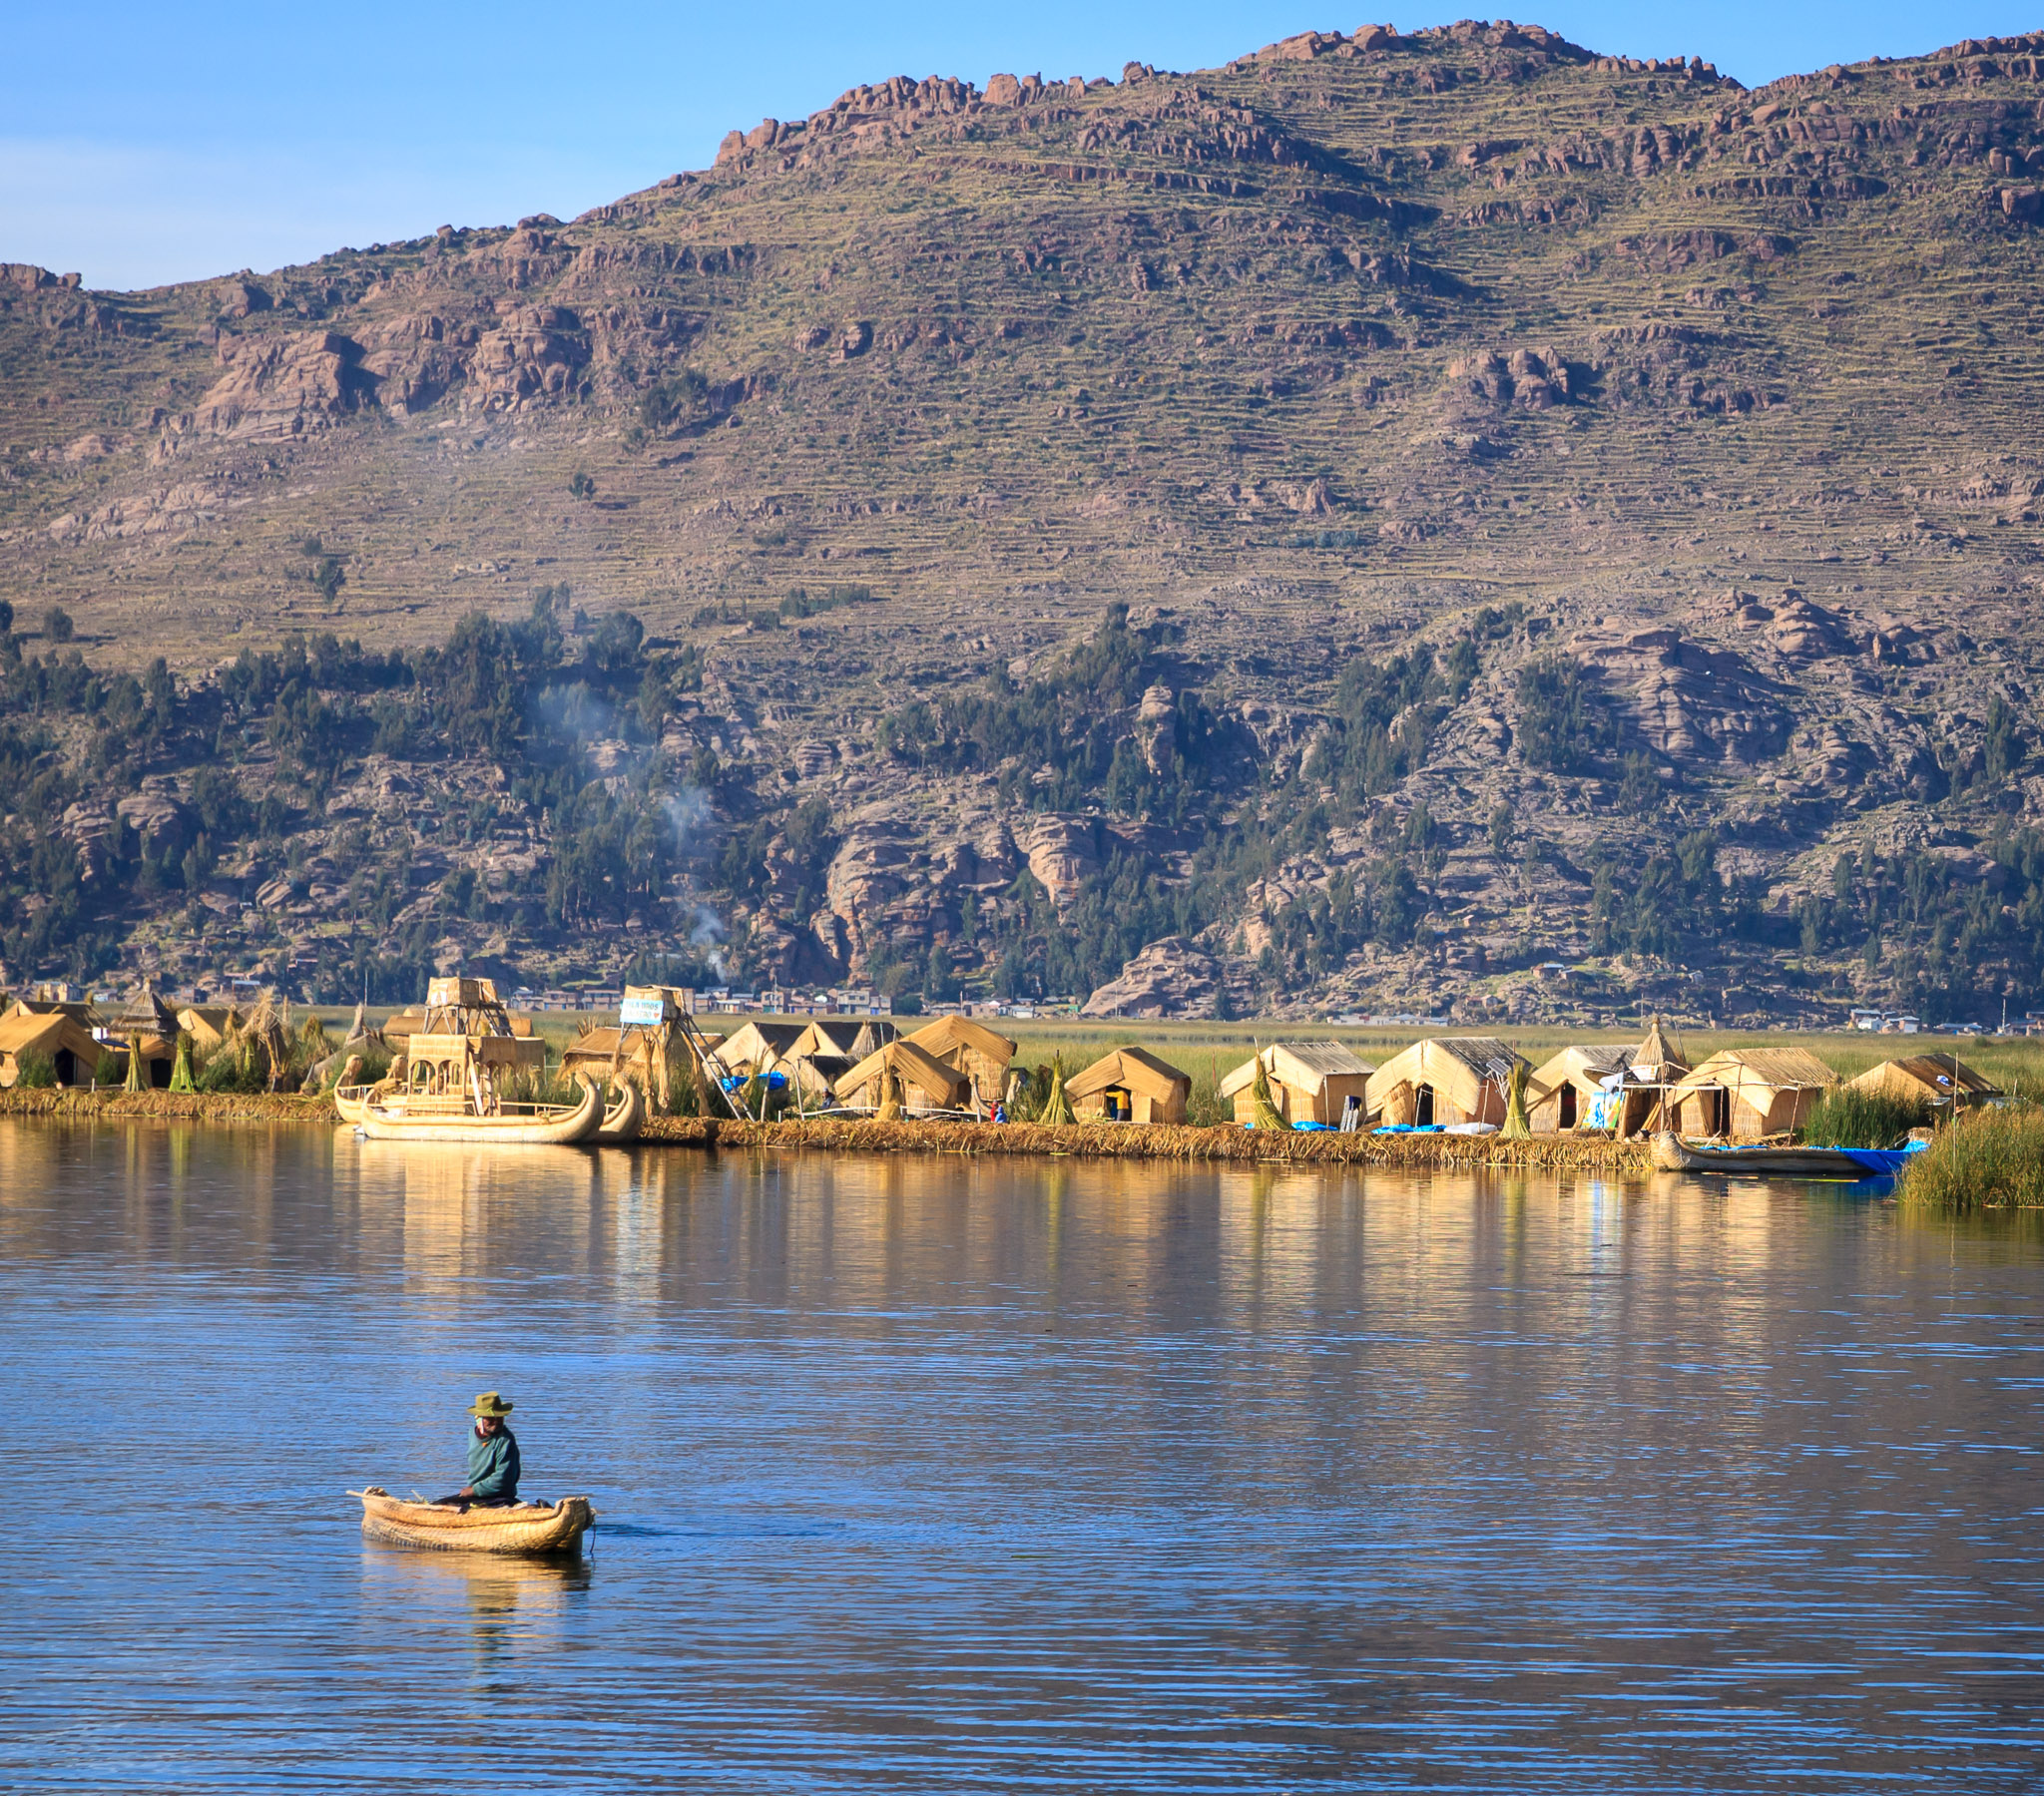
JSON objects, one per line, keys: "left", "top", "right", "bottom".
{"left": 13, "top": 1050, "right": 57, "bottom": 1090}
{"left": 93, "top": 1049, "right": 126, "bottom": 1086}
{"left": 1906, "top": 1106, "right": 2044, "bottom": 1209}
{"left": 1797, "top": 1087, "right": 1931, "bottom": 1149}
{"left": 196, "top": 1044, "right": 264, "bottom": 1095}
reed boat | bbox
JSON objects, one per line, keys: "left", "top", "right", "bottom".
{"left": 595, "top": 1076, "right": 644, "bottom": 1143}
{"left": 351, "top": 1075, "right": 603, "bottom": 1144}
{"left": 1653, "top": 1131, "right": 1917, "bottom": 1178}
{"left": 332, "top": 1081, "right": 385, "bottom": 1125}
{"left": 354, "top": 1487, "right": 596, "bottom": 1555}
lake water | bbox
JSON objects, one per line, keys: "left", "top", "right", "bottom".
{"left": 1, "top": 1122, "right": 2040, "bottom": 1792}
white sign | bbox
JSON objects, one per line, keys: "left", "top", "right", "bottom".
{"left": 619, "top": 997, "right": 668, "bottom": 1026}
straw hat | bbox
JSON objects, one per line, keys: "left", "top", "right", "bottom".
{"left": 468, "top": 1391, "right": 514, "bottom": 1417}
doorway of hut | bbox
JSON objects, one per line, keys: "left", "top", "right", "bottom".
{"left": 1559, "top": 1086, "right": 1577, "bottom": 1129}
{"left": 53, "top": 1049, "right": 77, "bottom": 1086}
{"left": 1414, "top": 1085, "right": 1435, "bottom": 1125}
{"left": 1697, "top": 1087, "right": 1730, "bottom": 1136}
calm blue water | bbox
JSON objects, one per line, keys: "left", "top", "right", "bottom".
{"left": 0, "top": 1121, "right": 2040, "bottom": 1791}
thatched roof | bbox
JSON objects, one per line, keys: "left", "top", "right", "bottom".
{"left": 1674, "top": 1046, "right": 1836, "bottom": 1097}
{"left": 1365, "top": 1037, "right": 1526, "bottom": 1115}
{"left": 832, "top": 1038, "right": 970, "bottom": 1108}
{"left": 1527, "top": 1044, "right": 1634, "bottom": 1101}
{"left": 904, "top": 1015, "right": 1017, "bottom": 1067}
{"left": 0, "top": 1011, "right": 102, "bottom": 1063}
{"left": 718, "top": 1021, "right": 809, "bottom": 1073}
{"left": 108, "top": 982, "right": 178, "bottom": 1039}
{"left": 1632, "top": 1015, "right": 1688, "bottom": 1080}
{"left": 789, "top": 1019, "right": 857, "bottom": 1060}
{"left": 176, "top": 1004, "right": 244, "bottom": 1047}
{"left": 561, "top": 1026, "right": 655, "bottom": 1064}
{"left": 848, "top": 1020, "right": 899, "bottom": 1059}
{"left": 1067, "top": 1046, "right": 1193, "bottom": 1104}
{"left": 1848, "top": 1055, "right": 1999, "bottom": 1103}
{"left": 1219, "top": 1041, "right": 1374, "bottom": 1099}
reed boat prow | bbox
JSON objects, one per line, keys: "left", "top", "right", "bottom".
{"left": 596, "top": 1076, "right": 645, "bottom": 1143}
{"left": 353, "top": 1487, "right": 596, "bottom": 1555}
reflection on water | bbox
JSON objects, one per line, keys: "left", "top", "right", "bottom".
{"left": 360, "top": 1545, "right": 591, "bottom": 1673}
{"left": 0, "top": 1121, "right": 2040, "bottom": 1792}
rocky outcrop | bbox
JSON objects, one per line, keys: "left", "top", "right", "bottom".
{"left": 466, "top": 305, "right": 588, "bottom": 407}
{"left": 1018, "top": 815, "right": 1100, "bottom": 908}
{"left": 1082, "top": 936, "right": 1224, "bottom": 1017}
{"left": 116, "top": 791, "right": 192, "bottom": 860}
{"left": 194, "top": 331, "right": 375, "bottom": 438}
{"left": 1577, "top": 627, "right": 1790, "bottom": 766}
{"left": 59, "top": 803, "right": 118, "bottom": 883}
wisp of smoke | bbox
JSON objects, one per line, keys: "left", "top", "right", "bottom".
{"left": 662, "top": 787, "right": 713, "bottom": 849}
{"left": 688, "top": 901, "right": 730, "bottom": 981}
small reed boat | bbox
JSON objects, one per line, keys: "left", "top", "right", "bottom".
{"left": 1654, "top": 1132, "right": 1918, "bottom": 1178}
{"left": 354, "top": 1487, "right": 596, "bottom": 1555}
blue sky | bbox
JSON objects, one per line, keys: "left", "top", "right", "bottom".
{"left": 4, "top": 1, "right": 2028, "bottom": 290}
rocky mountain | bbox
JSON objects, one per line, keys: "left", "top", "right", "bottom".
{"left": 6, "top": 22, "right": 2044, "bottom": 1023}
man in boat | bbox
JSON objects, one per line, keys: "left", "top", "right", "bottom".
{"left": 435, "top": 1391, "right": 521, "bottom": 1511}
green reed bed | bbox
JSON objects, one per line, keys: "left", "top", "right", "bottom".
{"left": 1795, "top": 1088, "right": 1931, "bottom": 1149}
{"left": 1905, "top": 1106, "right": 2044, "bottom": 1209}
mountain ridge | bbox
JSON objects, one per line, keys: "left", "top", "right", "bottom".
{"left": 4, "top": 20, "right": 2044, "bottom": 1024}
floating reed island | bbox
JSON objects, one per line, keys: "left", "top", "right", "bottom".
{"left": 642, "top": 1114, "right": 1662, "bottom": 1172}
{"left": 0, "top": 1085, "right": 335, "bottom": 1124}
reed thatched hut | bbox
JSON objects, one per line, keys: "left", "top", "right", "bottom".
{"left": 1066, "top": 1046, "right": 1193, "bottom": 1124}
{"left": 1526, "top": 1044, "right": 1636, "bottom": 1132}
{"left": 832, "top": 1039, "right": 970, "bottom": 1113}
{"left": 903, "top": 1016, "right": 1016, "bottom": 1108}
{"left": 717, "top": 1021, "right": 809, "bottom": 1079}
{"left": 175, "top": 1004, "right": 244, "bottom": 1053}
{"left": 0, "top": 1010, "right": 103, "bottom": 1087}
{"left": 1364, "top": 1037, "right": 1526, "bottom": 1127}
{"left": 1847, "top": 1054, "right": 1999, "bottom": 1111}
{"left": 1220, "top": 1042, "right": 1375, "bottom": 1127}
{"left": 561, "top": 1026, "right": 659, "bottom": 1092}
{"left": 1669, "top": 1047, "right": 1836, "bottom": 1138}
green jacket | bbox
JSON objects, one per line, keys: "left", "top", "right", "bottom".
{"left": 467, "top": 1424, "right": 520, "bottom": 1503}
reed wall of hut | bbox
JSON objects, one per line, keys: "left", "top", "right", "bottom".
{"left": 903, "top": 1016, "right": 1016, "bottom": 1107}
{"left": 1669, "top": 1048, "right": 1835, "bottom": 1137}
{"left": 1220, "top": 1043, "right": 1374, "bottom": 1126}
{"left": 1364, "top": 1038, "right": 1523, "bottom": 1127}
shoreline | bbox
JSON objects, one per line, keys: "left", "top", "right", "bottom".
{"left": 0, "top": 1090, "right": 1657, "bottom": 1169}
